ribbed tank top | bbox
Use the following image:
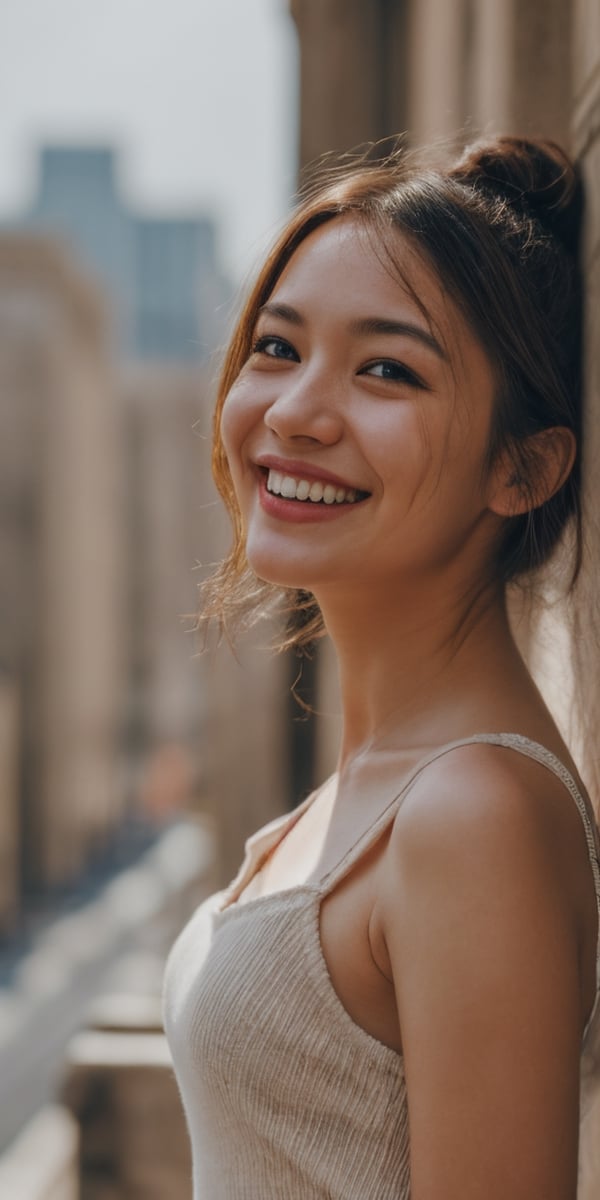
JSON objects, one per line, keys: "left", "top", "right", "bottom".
{"left": 163, "top": 733, "right": 600, "bottom": 1199}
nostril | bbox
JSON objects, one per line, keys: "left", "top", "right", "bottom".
{"left": 263, "top": 399, "right": 345, "bottom": 446}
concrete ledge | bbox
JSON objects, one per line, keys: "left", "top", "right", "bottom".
{"left": 84, "top": 991, "right": 164, "bottom": 1033}
{"left": 0, "top": 816, "right": 215, "bottom": 1152}
{"left": 66, "top": 1029, "right": 172, "bottom": 1071}
{"left": 62, "top": 1023, "right": 191, "bottom": 1199}
{"left": 0, "top": 1104, "right": 79, "bottom": 1200}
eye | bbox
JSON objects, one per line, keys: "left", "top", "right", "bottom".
{"left": 360, "top": 359, "right": 427, "bottom": 389}
{"left": 252, "top": 334, "right": 299, "bottom": 362}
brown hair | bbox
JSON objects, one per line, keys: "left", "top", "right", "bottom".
{"left": 203, "top": 135, "right": 584, "bottom": 649}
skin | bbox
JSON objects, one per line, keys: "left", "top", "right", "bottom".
{"left": 220, "top": 216, "right": 597, "bottom": 1198}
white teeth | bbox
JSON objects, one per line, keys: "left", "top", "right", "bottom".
{"left": 265, "top": 468, "right": 363, "bottom": 505}
{"left": 281, "top": 475, "right": 297, "bottom": 499}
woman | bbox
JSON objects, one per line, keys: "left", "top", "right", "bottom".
{"left": 163, "top": 135, "right": 600, "bottom": 1199}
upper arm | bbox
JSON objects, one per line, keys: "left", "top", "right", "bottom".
{"left": 380, "top": 748, "right": 583, "bottom": 1200}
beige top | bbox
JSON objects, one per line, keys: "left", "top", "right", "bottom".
{"left": 162, "top": 734, "right": 600, "bottom": 1199}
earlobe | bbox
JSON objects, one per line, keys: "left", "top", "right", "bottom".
{"left": 488, "top": 427, "right": 576, "bottom": 518}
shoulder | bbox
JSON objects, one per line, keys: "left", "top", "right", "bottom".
{"left": 378, "top": 739, "right": 588, "bottom": 958}
{"left": 388, "top": 739, "right": 587, "bottom": 878}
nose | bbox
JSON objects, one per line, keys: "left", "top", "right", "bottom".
{"left": 263, "top": 365, "right": 345, "bottom": 446}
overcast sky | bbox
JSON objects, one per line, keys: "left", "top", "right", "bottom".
{"left": 0, "top": 0, "right": 299, "bottom": 282}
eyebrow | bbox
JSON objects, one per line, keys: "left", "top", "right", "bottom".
{"left": 257, "top": 301, "right": 448, "bottom": 361}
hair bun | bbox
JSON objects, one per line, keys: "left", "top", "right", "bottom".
{"left": 449, "top": 135, "right": 583, "bottom": 258}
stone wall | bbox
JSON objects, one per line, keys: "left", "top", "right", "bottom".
{"left": 290, "top": 0, "right": 409, "bottom": 168}
{"left": 573, "top": 0, "right": 600, "bottom": 801}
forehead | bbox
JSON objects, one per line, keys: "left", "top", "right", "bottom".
{"left": 267, "top": 216, "right": 453, "bottom": 340}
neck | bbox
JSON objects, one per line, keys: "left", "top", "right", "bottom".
{"left": 314, "top": 574, "right": 529, "bottom": 769}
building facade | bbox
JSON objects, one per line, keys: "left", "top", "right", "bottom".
{"left": 2, "top": 145, "right": 230, "bottom": 362}
{"left": 0, "top": 235, "right": 125, "bottom": 915}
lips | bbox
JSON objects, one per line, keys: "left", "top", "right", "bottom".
{"left": 251, "top": 454, "right": 371, "bottom": 525}
{"left": 254, "top": 455, "right": 370, "bottom": 502}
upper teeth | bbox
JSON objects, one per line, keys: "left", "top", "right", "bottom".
{"left": 266, "top": 469, "right": 359, "bottom": 504}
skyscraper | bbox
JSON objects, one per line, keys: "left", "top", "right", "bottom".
{"left": 3, "top": 144, "right": 230, "bottom": 361}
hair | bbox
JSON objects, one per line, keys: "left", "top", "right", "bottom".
{"left": 202, "top": 134, "right": 584, "bottom": 651}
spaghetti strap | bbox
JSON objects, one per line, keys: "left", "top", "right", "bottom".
{"left": 316, "top": 733, "right": 491, "bottom": 894}
{"left": 319, "top": 732, "right": 600, "bottom": 985}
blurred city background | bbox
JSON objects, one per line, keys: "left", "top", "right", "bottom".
{"left": 0, "top": 1, "right": 599, "bottom": 1197}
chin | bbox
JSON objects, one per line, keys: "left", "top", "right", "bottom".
{"left": 245, "top": 539, "right": 319, "bottom": 592}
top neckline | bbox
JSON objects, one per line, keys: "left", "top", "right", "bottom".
{"left": 215, "top": 731, "right": 600, "bottom": 1042}
{"left": 217, "top": 731, "right": 596, "bottom": 913}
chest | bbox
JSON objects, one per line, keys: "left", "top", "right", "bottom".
{"left": 237, "top": 793, "right": 403, "bottom": 1054}
{"left": 163, "top": 886, "right": 409, "bottom": 1200}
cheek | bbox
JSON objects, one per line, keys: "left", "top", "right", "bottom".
{"left": 220, "top": 380, "right": 256, "bottom": 472}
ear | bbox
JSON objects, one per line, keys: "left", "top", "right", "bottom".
{"left": 488, "top": 427, "right": 576, "bottom": 518}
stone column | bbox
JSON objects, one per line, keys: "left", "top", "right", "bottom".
{"left": 503, "top": 0, "right": 572, "bottom": 146}
{"left": 35, "top": 247, "right": 125, "bottom": 884}
{"left": 290, "top": 0, "right": 409, "bottom": 168}
{"left": 406, "top": 0, "right": 471, "bottom": 145}
{"left": 0, "top": 236, "right": 125, "bottom": 890}
{"left": 407, "top": 0, "right": 573, "bottom": 150}
{"left": 0, "top": 680, "right": 20, "bottom": 932}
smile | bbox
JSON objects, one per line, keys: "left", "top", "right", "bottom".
{"left": 266, "top": 469, "right": 365, "bottom": 505}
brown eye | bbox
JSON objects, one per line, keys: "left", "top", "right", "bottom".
{"left": 252, "top": 335, "right": 299, "bottom": 361}
{"left": 360, "top": 360, "right": 427, "bottom": 388}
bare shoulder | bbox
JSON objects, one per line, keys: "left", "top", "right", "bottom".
{"left": 382, "top": 739, "right": 593, "bottom": 912}
{"left": 376, "top": 737, "right": 598, "bottom": 1044}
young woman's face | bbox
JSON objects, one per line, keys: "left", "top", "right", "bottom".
{"left": 221, "top": 216, "right": 504, "bottom": 600}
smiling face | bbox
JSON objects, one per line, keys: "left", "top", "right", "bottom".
{"left": 220, "top": 216, "right": 505, "bottom": 603}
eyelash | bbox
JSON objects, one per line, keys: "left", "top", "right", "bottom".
{"left": 250, "top": 334, "right": 427, "bottom": 389}
{"left": 359, "top": 360, "right": 426, "bottom": 388}
{"left": 251, "top": 334, "right": 298, "bottom": 360}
